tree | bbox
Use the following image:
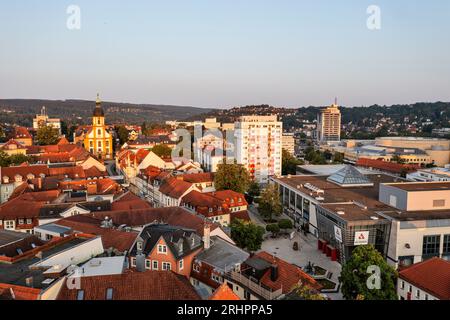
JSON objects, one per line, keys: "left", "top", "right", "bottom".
{"left": 117, "top": 126, "right": 129, "bottom": 145}
{"left": 258, "top": 184, "right": 282, "bottom": 221}
{"left": 151, "top": 144, "right": 172, "bottom": 158}
{"left": 340, "top": 245, "right": 398, "bottom": 300}
{"left": 0, "top": 151, "right": 31, "bottom": 167}
{"left": 230, "top": 219, "right": 265, "bottom": 252}
{"left": 391, "top": 154, "right": 406, "bottom": 164}
{"left": 278, "top": 219, "right": 293, "bottom": 231}
{"left": 266, "top": 224, "right": 280, "bottom": 237}
{"left": 60, "top": 120, "right": 69, "bottom": 137}
{"left": 36, "top": 125, "right": 60, "bottom": 145}
{"left": 214, "top": 163, "right": 251, "bottom": 194}
{"left": 290, "top": 284, "right": 327, "bottom": 300}
{"left": 282, "top": 148, "right": 303, "bottom": 175}
{"left": 333, "top": 152, "right": 344, "bottom": 163}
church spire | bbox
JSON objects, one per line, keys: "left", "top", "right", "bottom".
{"left": 93, "top": 93, "right": 104, "bottom": 117}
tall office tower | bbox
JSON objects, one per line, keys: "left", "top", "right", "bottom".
{"left": 234, "top": 115, "right": 282, "bottom": 184}
{"left": 317, "top": 102, "right": 341, "bottom": 143}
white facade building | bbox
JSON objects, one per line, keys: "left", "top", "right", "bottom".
{"left": 234, "top": 115, "right": 282, "bottom": 184}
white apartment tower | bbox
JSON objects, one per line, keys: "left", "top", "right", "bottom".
{"left": 234, "top": 115, "right": 282, "bottom": 184}
{"left": 317, "top": 102, "right": 341, "bottom": 143}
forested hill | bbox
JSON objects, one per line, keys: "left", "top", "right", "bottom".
{"left": 0, "top": 99, "right": 213, "bottom": 126}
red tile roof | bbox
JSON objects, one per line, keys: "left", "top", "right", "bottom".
{"left": 112, "top": 192, "right": 152, "bottom": 211}
{"left": 210, "top": 190, "right": 248, "bottom": 207}
{"left": 54, "top": 215, "right": 137, "bottom": 252}
{"left": 209, "top": 283, "right": 241, "bottom": 300}
{"left": 182, "top": 172, "right": 214, "bottom": 183}
{"left": 159, "top": 177, "right": 194, "bottom": 199}
{"left": 399, "top": 257, "right": 450, "bottom": 300}
{"left": 253, "top": 251, "right": 322, "bottom": 294}
{"left": 1, "top": 164, "right": 49, "bottom": 182}
{"left": 0, "top": 283, "right": 40, "bottom": 300}
{"left": 230, "top": 210, "right": 251, "bottom": 222}
{"left": 12, "top": 127, "right": 32, "bottom": 139}
{"left": 57, "top": 271, "right": 200, "bottom": 300}
{"left": 0, "top": 190, "right": 60, "bottom": 220}
{"left": 356, "top": 158, "right": 420, "bottom": 174}
{"left": 93, "top": 207, "right": 221, "bottom": 236}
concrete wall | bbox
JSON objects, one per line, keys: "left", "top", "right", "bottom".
{"left": 31, "top": 237, "right": 104, "bottom": 269}
{"left": 379, "top": 184, "right": 408, "bottom": 210}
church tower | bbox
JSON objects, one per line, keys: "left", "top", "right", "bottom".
{"left": 82, "top": 94, "right": 113, "bottom": 160}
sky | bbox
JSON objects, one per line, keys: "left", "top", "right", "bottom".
{"left": 0, "top": 0, "right": 449, "bottom": 109}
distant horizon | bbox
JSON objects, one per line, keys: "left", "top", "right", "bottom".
{"left": 1, "top": 97, "right": 449, "bottom": 110}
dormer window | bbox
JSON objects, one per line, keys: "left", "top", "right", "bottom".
{"left": 14, "top": 175, "right": 23, "bottom": 183}
{"left": 137, "top": 241, "right": 143, "bottom": 251}
{"left": 3, "top": 176, "right": 9, "bottom": 184}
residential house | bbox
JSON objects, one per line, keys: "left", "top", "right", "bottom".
{"left": 129, "top": 224, "right": 203, "bottom": 277}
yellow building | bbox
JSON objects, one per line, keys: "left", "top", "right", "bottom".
{"left": 81, "top": 95, "right": 113, "bottom": 160}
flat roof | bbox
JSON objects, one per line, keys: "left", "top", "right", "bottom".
{"left": 273, "top": 173, "right": 400, "bottom": 205}
{"left": 320, "top": 203, "right": 388, "bottom": 223}
{"left": 273, "top": 173, "right": 450, "bottom": 222}
{"left": 0, "top": 238, "right": 87, "bottom": 289}
{"left": 78, "top": 256, "right": 125, "bottom": 277}
{"left": 0, "top": 230, "right": 32, "bottom": 247}
{"left": 384, "top": 182, "right": 450, "bottom": 192}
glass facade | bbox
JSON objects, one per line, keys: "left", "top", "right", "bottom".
{"left": 422, "top": 235, "right": 441, "bottom": 259}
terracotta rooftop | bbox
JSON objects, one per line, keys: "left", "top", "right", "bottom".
{"left": 0, "top": 283, "right": 40, "bottom": 300}
{"left": 399, "top": 257, "right": 450, "bottom": 300}
{"left": 54, "top": 215, "right": 138, "bottom": 252}
{"left": 112, "top": 192, "right": 152, "bottom": 211}
{"left": 57, "top": 271, "right": 200, "bottom": 300}
{"left": 209, "top": 283, "right": 241, "bottom": 300}
{"left": 158, "top": 177, "right": 193, "bottom": 199}
{"left": 93, "top": 207, "right": 221, "bottom": 236}
{"left": 249, "top": 251, "right": 322, "bottom": 294}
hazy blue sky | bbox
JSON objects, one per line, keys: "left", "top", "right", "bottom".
{"left": 0, "top": 0, "right": 449, "bottom": 108}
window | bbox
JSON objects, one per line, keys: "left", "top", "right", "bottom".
{"left": 162, "top": 262, "right": 171, "bottom": 270}
{"left": 106, "top": 288, "right": 113, "bottom": 300}
{"left": 145, "top": 259, "right": 151, "bottom": 269}
{"left": 400, "top": 281, "right": 405, "bottom": 290}
{"left": 444, "top": 235, "right": 450, "bottom": 257}
{"left": 18, "top": 219, "right": 24, "bottom": 225}
{"left": 422, "top": 235, "right": 441, "bottom": 258}
{"left": 211, "top": 274, "right": 222, "bottom": 283}
{"left": 137, "top": 242, "right": 143, "bottom": 251}
{"left": 193, "top": 264, "right": 200, "bottom": 272}
{"left": 415, "top": 289, "right": 420, "bottom": 299}
{"left": 425, "top": 294, "right": 429, "bottom": 300}
{"left": 26, "top": 219, "right": 32, "bottom": 225}
{"left": 152, "top": 261, "right": 158, "bottom": 270}
{"left": 433, "top": 199, "right": 445, "bottom": 207}
{"left": 5, "top": 220, "right": 14, "bottom": 230}
{"left": 97, "top": 129, "right": 102, "bottom": 136}
{"left": 131, "top": 257, "right": 136, "bottom": 267}
{"left": 157, "top": 244, "right": 167, "bottom": 254}
{"left": 77, "top": 290, "right": 84, "bottom": 300}
{"left": 179, "top": 259, "right": 184, "bottom": 270}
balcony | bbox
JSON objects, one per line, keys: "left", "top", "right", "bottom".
{"left": 226, "top": 271, "right": 283, "bottom": 300}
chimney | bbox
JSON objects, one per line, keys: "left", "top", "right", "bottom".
{"left": 203, "top": 222, "right": 211, "bottom": 250}
{"left": 270, "top": 264, "right": 279, "bottom": 282}
{"left": 135, "top": 254, "right": 146, "bottom": 272}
